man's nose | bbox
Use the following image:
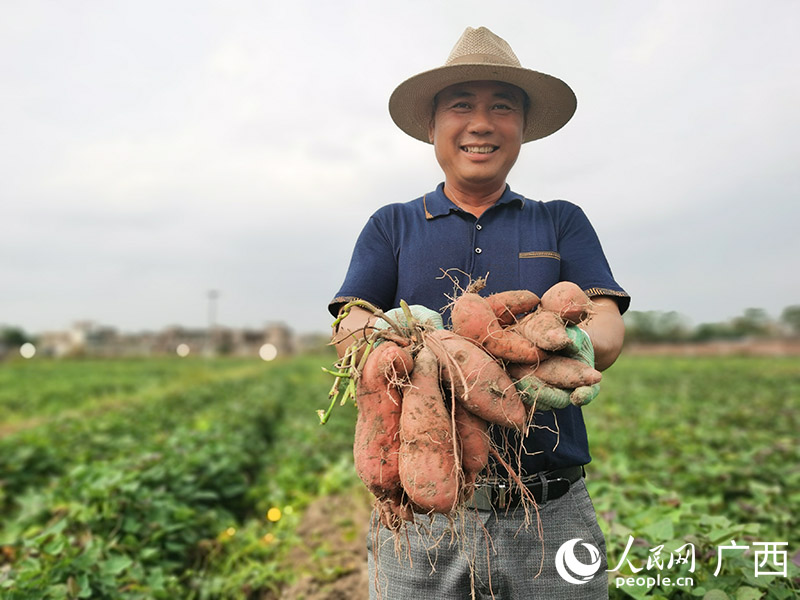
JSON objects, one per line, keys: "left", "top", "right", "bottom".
{"left": 467, "top": 107, "right": 494, "bottom": 134}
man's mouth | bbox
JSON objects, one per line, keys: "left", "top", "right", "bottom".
{"left": 461, "top": 145, "right": 498, "bottom": 154}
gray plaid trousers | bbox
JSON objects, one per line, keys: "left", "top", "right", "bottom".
{"left": 367, "top": 478, "right": 609, "bottom": 600}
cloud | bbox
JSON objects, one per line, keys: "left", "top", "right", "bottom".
{"left": 2, "top": 1, "right": 799, "bottom": 335}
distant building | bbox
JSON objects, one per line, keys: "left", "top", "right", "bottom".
{"left": 34, "top": 320, "right": 302, "bottom": 359}
{"left": 264, "top": 322, "right": 294, "bottom": 356}
{"left": 37, "top": 322, "right": 102, "bottom": 358}
{"left": 155, "top": 326, "right": 208, "bottom": 356}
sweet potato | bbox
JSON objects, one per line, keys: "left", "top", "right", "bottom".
{"left": 398, "top": 346, "right": 459, "bottom": 513}
{"left": 485, "top": 289, "right": 540, "bottom": 326}
{"left": 426, "top": 329, "right": 528, "bottom": 430}
{"left": 451, "top": 292, "right": 547, "bottom": 364}
{"left": 353, "top": 342, "right": 405, "bottom": 500}
{"left": 508, "top": 356, "right": 602, "bottom": 390}
{"left": 513, "top": 308, "right": 572, "bottom": 352}
{"left": 454, "top": 400, "right": 489, "bottom": 501}
{"left": 540, "top": 281, "right": 593, "bottom": 324}
{"left": 376, "top": 342, "right": 414, "bottom": 382}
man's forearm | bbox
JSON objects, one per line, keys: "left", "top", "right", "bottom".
{"left": 332, "top": 305, "right": 376, "bottom": 358}
{"left": 580, "top": 297, "right": 625, "bottom": 371}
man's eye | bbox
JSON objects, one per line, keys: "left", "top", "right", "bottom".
{"left": 451, "top": 102, "right": 471, "bottom": 109}
{"left": 493, "top": 104, "right": 512, "bottom": 111}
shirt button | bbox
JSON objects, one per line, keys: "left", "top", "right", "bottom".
{"left": 476, "top": 224, "right": 482, "bottom": 230}
{"left": 475, "top": 247, "right": 482, "bottom": 254}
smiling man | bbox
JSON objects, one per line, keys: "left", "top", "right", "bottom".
{"left": 330, "top": 27, "right": 629, "bottom": 599}
{"left": 428, "top": 80, "right": 526, "bottom": 212}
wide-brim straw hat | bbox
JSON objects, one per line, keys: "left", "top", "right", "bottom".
{"left": 389, "top": 26, "right": 577, "bottom": 144}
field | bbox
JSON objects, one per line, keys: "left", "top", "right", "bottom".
{"left": 0, "top": 352, "right": 797, "bottom": 599}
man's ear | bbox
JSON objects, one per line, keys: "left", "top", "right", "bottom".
{"left": 427, "top": 119, "right": 435, "bottom": 144}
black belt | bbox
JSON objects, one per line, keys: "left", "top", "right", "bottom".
{"left": 467, "top": 465, "right": 585, "bottom": 510}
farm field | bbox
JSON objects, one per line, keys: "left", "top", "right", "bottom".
{"left": 0, "top": 352, "right": 797, "bottom": 599}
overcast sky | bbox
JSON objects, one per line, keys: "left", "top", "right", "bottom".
{"left": 2, "top": 0, "right": 798, "bottom": 336}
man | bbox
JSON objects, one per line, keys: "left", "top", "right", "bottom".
{"left": 330, "top": 26, "right": 629, "bottom": 599}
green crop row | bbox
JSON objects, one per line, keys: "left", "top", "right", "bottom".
{"left": 0, "top": 353, "right": 359, "bottom": 599}
{"left": 0, "top": 353, "right": 797, "bottom": 599}
{"left": 0, "top": 358, "right": 260, "bottom": 422}
{"left": 586, "top": 356, "right": 799, "bottom": 599}
{"left": 0, "top": 360, "right": 270, "bottom": 514}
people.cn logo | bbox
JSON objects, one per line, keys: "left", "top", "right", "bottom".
{"left": 555, "top": 538, "right": 603, "bottom": 584}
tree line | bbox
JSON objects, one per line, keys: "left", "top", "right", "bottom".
{"left": 623, "top": 305, "right": 800, "bottom": 344}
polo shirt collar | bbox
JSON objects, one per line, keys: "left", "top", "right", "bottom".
{"left": 423, "top": 182, "right": 525, "bottom": 219}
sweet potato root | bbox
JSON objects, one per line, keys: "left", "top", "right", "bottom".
{"left": 376, "top": 490, "right": 414, "bottom": 530}
{"left": 426, "top": 329, "right": 528, "bottom": 431}
{"left": 398, "top": 346, "right": 459, "bottom": 513}
{"left": 454, "top": 400, "right": 489, "bottom": 501}
{"left": 485, "top": 289, "right": 540, "bottom": 326}
{"left": 540, "top": 281, "right": 593, "bottom": 324}
{"left": 353, "top": 342, "right": 405, "bottom": 501}
{"left": 451, "top": 293, "right": 547, "bottom": 364}
{"left": 508, "top": 356, "right": 602, "bottom": 390}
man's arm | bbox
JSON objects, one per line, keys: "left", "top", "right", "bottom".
{"left": 580, "top": 296, "right": 625, "bottom": 371}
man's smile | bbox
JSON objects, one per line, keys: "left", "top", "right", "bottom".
{"left": 461, "top": 145, "right": 498, "bottom": 154}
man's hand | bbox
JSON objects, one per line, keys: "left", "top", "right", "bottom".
{"left": 564, "top": 324, "right": 600, "bottom": 406}
{"left": 332, "top": 305, "right": 375, "bottom": 359}
{"left": 564, "top": 324, "right": 594, "bottom": 365}
{"left": 332, "top": 304, "right": 443, "bottom": 359}
{"left": 514, "top": 324, "right": 600, "bottom": 409}
{"left": 374, "top": 305, "right": 444, "bottom": 332}
{"left": 580, "top": 296, "right": 625, "bottom": 371}
{"left": 514, "top": 375, "right": 572, "bottom": 409}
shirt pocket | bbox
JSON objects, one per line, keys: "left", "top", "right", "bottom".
{"left": 518, "top": 250, "right": 561, "bottom": 293}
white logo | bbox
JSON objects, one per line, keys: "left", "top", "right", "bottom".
{"left": 555, "top": 538, "right": 603, "bottom": 584}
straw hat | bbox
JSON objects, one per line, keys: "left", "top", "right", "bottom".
{"left": 389, "top": 26, "right": 577, "bottom": 143}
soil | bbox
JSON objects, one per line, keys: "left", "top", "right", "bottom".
{"left": 624, "top": 339, "right": 800, "bottom": 356}
{"left": 277, "top": 488, "right": 373, "bottom": 600}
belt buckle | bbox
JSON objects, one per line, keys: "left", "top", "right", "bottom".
{"left": 469, "top": 484, "right": 494, "bottom": 511}
{"left": 495, "top": 483, "right": 508, "bottom": 509}
{"left": 468, "top": 481, "right": 509, "bottom": 511}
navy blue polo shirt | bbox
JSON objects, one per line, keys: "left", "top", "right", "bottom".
{"left": 330, "top": 182, "right": 629, "bottom": 474}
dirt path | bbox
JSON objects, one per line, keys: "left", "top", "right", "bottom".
{"left": 277, "top": 489, "right": 373, "bottom": 600}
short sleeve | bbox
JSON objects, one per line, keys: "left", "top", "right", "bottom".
{"left": 328, "top": 214, "right": 399, "bottom": 317}
{"left": 554, "top": 203, "right": 630, "bottom": 314}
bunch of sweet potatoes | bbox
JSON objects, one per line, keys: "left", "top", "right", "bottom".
{"left": 353, "top": 331, "right": 525, "bottom": 527}
{"left": 451, "top": 282, "right": 601, "bottom": 401}
{"left": 348, "top": 281, "right": 599, "bottom": 527}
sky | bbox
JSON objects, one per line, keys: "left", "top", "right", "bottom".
{"left": 2, "top": 0, "right": 799, "bottom": 336}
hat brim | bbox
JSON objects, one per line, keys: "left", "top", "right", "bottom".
{"left": 389, "top": 63, "right": 577, "bottom": 143}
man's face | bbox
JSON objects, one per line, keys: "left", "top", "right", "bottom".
{"left": 428, "top": 80, "right": 526, "bottom": 194}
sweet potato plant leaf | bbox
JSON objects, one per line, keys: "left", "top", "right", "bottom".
{"left": 640, "top": 517, "right": 674, "bottom": 542}
{"left": 43, "top": 536, "right": 66, "bottom": 555}
{"left": 707, "top": 527, "right": 745, "bottom": 545}
{"left": 101, "top": 554, "right": 133, "bottom": 575}
{"left": 734, "top": 587, "right": 762, "bottom": 600}
{"left": 619, "top": 581, "right": 653, "bottom": 600}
